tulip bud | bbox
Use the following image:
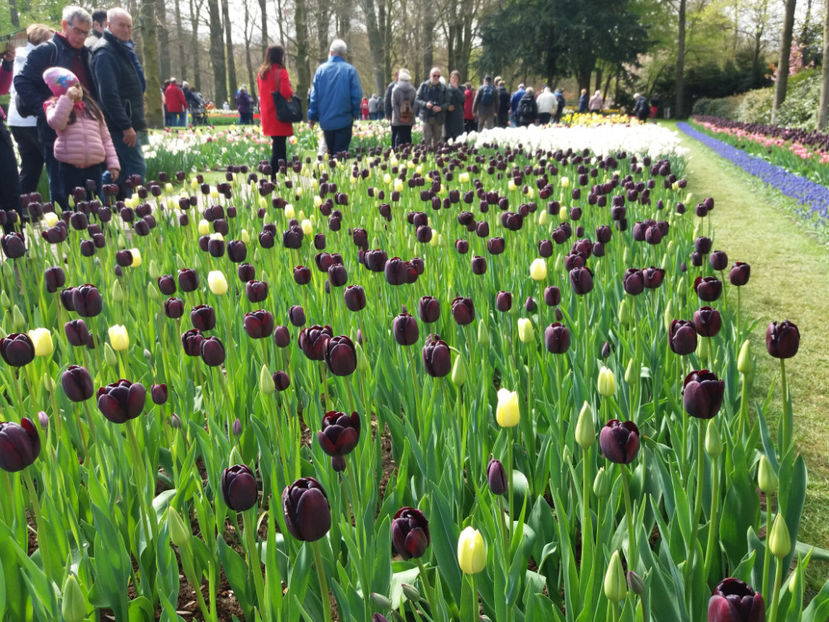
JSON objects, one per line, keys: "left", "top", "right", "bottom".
{"left": 624, "top": 358, "right": 637, "bottom": 386}
{"left": 28, "top": 328, "right": 54, "bottom": 357}
{"left": 769, "top": 513, "right": 791, "bottom": 559}
{"left": 737, "top": 339, "right": 752, "bottom": 375}
{"left": 260, "top": 364, "right": 274, "bottom": 394}
{"left": 168, "top": 506, "right": 191, "bottom": 549}
{"left": 61, "top": 574, "right": 88, "bottom": 622}
{"left": 108, "top": 325, "right": 129, "bottom": 351}
{"left": 597, "top": 366, "right": 615, "bottom": 397}
{"left": 705, "top": 419, "right": 723, "bottom": 458}
{"left": 111, "top": 279, "right": 126, "bottom": 303}
{"left": 575, "top": 401, "right": 595, "bottom": 449}
{"left": 401, "top": 584, "right": 423, "bottom": 604}
{"left": 371, "top": 594, "right": 393, "bottom": 610}
{"left": 486, "top": 458, "right": 507, "bottom": 495}
{"left": 208, "top": 270, "right": 228, "bottom": 295}
{"left": 104, "top": 343, "right": 118, "bottom": 367}
{"left": 355, "top": 342, "right": 369, "bottom": 373}
{"left": 457, "top": 526, "right": 486, "bottom": 574}
{"left": 12, "top": 305, "right": 25, "bottom": 331}
{"left": 618, "top": 298, "right": 633, "bottom": 326}
{"left": 517, "top": 318, "right": 534, "bottom": 344}
{"left": 604, "top": 551, "right": 627, "bottom": 603}
{"left": 477, "top": 319, "right": 490, "bottom": 346}
{"left": 496, "top": 388, "right": 520, "bottom": 427}
{"left": 529, "top": 258, "right": 547, "bottom": 281}
{"left": 627, "top": 570, "right": 645, "bottom": 596}
{"left": 593, "top": 467, "right": 610, "bottom": 497}
{"left": 758, "top": 454, "right": 778, "bottom": 494}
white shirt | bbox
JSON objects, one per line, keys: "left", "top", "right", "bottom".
{"left": 7, "top": 42, "right": 37, "bottom": 127}
{"left": 536, "top": 91, "right": 556, "bottom": 114}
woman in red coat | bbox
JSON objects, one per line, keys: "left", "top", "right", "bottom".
{"left": 257, "top": 45, "right": 294, "bottom": 175}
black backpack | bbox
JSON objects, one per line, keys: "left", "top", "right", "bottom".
{"left": 517, "top": 96, "right": 534, "bottom": 123}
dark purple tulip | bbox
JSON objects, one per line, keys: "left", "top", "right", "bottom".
{"left": 259, "top": 230, "right": 275, "bottom": 248}
{"left": 476, "top": 221, "right": 489, "bottom": 237}
{"left": 44, "top": 266, "right": 66, "bottom": 293}
{"left": 274, "top": 325, "right": 291, "bottom": 348}
{"left": 538, "top": 239, "right": 553, "bottom": 257}
{"left": 1, "top": 233, "right": 26, "bottom": 259}
{"left": 165, "top": 297, "right": 185, "bottom": 319}
{"left": 694, "top": 276, "right": 722, "bottom": 303}
{"left": 595, "top": 225, "right": 612, "bottom": 244}
{"left": 416, "top": 225, "right": 432, "bottom": 243}
{"left": 352, "top": 228, "right": 368, "bottom": 248}
{"left": 694, "top": 236, "right": 712, "bottom": 255}
{"left": 569, "top": 266, "right": 594, "bottom": 295}
{"left": 709, "top": 250, "right": 728, "bottom": 271}
{"left": 418, "top": 296, "right": 440, "bottom": 323}
{"left": 178, "top": 268, "right": 199, "bottom": 292}
{"left": 669, "top": 320, "right": 698, "bottom": 355}
{"left": 496, "top": 291, "right": 513, "bottom": 312}
{"left": 97, "top": 379, "right": 146, "bottom": 423}
{"left": 115, "top": 249, "right": 133, "bottom": 267}
{"left": 544, "top": 323, "right": 571, "bottom": 354}
{"left": 72, "top": 284, "right": 103, "bottom": 317}
{"left": 525, "top": 296, "right": 537, "bottom": 313}
{"left": 288, "top": 305, "right": 306, "bottom": 327}
{"left": 181, "top": 329, "right": 204, "bottom": 356}
{"left": 273, "top": 370, "right": 291, "bottom": 391}
{"left": 0, "top": 334, "right": 35, "bottom": 367}
{"left": 707, "top": 578, "right": 764, "bottom": 622}
{"left": 385, "top": 257, "right": 417, "bottom": 285}
{"left": 64, "top": 319, "right": 90, "bottom": 347}
{"left": 293, "top": 265, "right": 312, "bottom": 286}
{"left": 766, "top": 321, "right": 799, "bottom": 359}
{"left": 422, "top": 335, "right": 451, "bottom": 377}
{"left": 324, "top": 335, "right": 357, "bottom": 376}
{"left": 451, "top": 297, "right": 475, "bottom": 326}
{"left": 246, "top": 280, "right": 269, "bottom": 303}
{"left": 343, "top": 285, "right": 366, "bottom": 312}
{"left": 282, "top": 477, "right": 331, "bottom": 541}
{"left": 79, "top": 239, "right": 95, "bottom": 256}
{"left": 544, "top": 286, "right": 561, "bottom": 307}
{"left": 391, "top": 507, "right": 430, "bottom": 560}
{"left": 227, "top": 240, "right": 247, "bottom": 263}
{"left": 694, "top": 306, "right": 722, "bottom": 337}
{"left": 642, "top": 266, "right": 665, "bottom": 289}
{"left": 207, "top": 237, "right": 224, "bottom": 257}
{"left": 471, "top": 256, "right": 487, "bottom": 275}
{"left": 190, "top": 305, "right": 216, "bottom": 331}
{"left": 158, "top": 275, "right": 176, "bottom": 295}
{"left": 299, "top": 325, "right": 333, "bottom": 361}
{"left": 244, "top": 310, "right": 275, "bottom": 339}
{"left": 645, "top": 225, "right": 662, "bottom": 245}
{"left": 315, "top": 252, "right": 334, "bottom": 272}
{"left": 683, "top": 370, "right": 725, "bottom": 419}
{"left": 318, "top": 411, "right": 361, "bottom": 470}
{"left": 599, "top": 419, "right": 640, "bottom": 464}
{"left": 623, "top": 268, "right": 644, "bottom": 296}
{"left": 61, "top": 365, "right": 94, "bottom": 402}
{"left": 393, "top": 313, "right": 419, "bottom": 346}
{"left": 729, "top": 262, "right": 751, "bottom": 287}
{"left": 455, "top": 239, "right": 469, "bottom": 254}
{"left": 328, "top": 264, "right": 348, "bottom": 287}
{"left": 487, "top": 237, "right": 505, "bottom": 255}
{"left": 222, "top": 464, "right": 258, "bottom": 511}
{"left": 364, "top": 249, "right": 388, "bottom": 272}
{"left": 0, "top": 418, "right": 41, "bottom": 472}
{"left": 200, "top": 336, "right": 226, "bottom": 366}
{"left": 151, "top": 383, "right": 168, "bottom": 405}
{"left": 487, "top": 459, "right": 507, "bottom": 495}
{"left": 238, "top": 263, "right": 256, "bottom": 283}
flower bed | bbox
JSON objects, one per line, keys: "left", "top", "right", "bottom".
{"left": 0, "top": 129, "right": 826, "bottom": 621}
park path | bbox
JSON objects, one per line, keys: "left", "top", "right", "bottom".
{"left": 676, "top": 128, "right": 829, "bottom": 549}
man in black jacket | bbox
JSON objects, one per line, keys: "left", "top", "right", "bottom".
{"left": 14, "top": 5, "right": 95, "bottom": 210}
{"left": 91, "top": 8, "right": 147, "bottom": 197}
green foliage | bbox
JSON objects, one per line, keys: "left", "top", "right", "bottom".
{"left": 776, "top": 73, "right": 821, "bottom": 129}
{"left": 737, "top": 88, "right": 774, "bottom": 123}
{"left": 691, "top": 94, "right": 745, "bottom": 118}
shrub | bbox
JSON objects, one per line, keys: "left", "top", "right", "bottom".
{"left": 692, "top": 94, "right": 745, "bottom": 119}
{"left": 738, "top": 88, "right": 774, "bottom": 124}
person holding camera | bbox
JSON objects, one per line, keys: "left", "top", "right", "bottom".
{"left": 415, "top": 67, "right": 447, "bottom": 148}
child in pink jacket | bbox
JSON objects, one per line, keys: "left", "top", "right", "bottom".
{"left": 43, "top": 67, "right": 119, "bottom": 202}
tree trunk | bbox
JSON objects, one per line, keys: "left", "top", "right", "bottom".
{"left": 602, "top": 71, "right": 613, "bottom": 106}
{"left": 336, "top": 0, "right": 352, "bottom": 48}
{"left": 9, "top": 0, "right": 19, "bottom": 28}
{"left": 174, "top": 0, "right": 186, "bottom": 81}
{"left": 293, "top": 0, "right": 311, "bottom": 106}
{"left": 258, "top": 0, "right": 268, "bottom": 52}
{"left": 819, "top": 0, "right": 829, "bottom": 128}
{"left": 595, "top": 68, "right": 602, "bottom": 97}
{"left": 772, "top": 0, "right": 797, "bottom": 124}
{"left": 361, "top": 0, "right": 386, "bottom": 95}
{"left": 675, "top": 0, "right": 686, "bottom": 118}
{"left": 422, "top": 12, "right": 436, "bottom": 79}
{"left": 222, "top": 0, "right": 238, "bottom": 103}
{"left": 190, "top": 0, "right": 202, "bottom": 91}
{"left": 274, "top": 0, "right": 285, "bottom": 49}
{"left": 141, "top": 0, "right": 164, "bottom": 127}
{"left": 155, "top": 0, "right": 171, "bottom": 80}
{"left": 207, "top": 0, "right": 227, "bottom": 105}
{"left": 316, "top": 1, "right": 332, "bottom": 63}
{"left": 244, "top": 0, "right": 257, "bottom": 98}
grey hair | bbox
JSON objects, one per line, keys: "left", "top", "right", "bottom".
{"left": 107, "top": 7, "right": 132, "bottom": 22}
{"left": 62, "top": 5, "right": 92, "bottom": 25}
{"left": 329, "top": 39, "right": 347, "bottom": 57}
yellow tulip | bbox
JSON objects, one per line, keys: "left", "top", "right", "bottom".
{"left": 285, "top": 204, "right": 296, "bottom": 219}
{"left": 129, "top": 248, "right": 142, "bottom": 267}
{"left": 241, "top": 229, "right": 250, "bottom": 244}
{"left": 530, "top": 258, "right": 547, "bottom": 281}
{"left": 597, "top": 366, "right": 616, "bottom": 397}
{"left": 198, "top": 219, "right": 210, "bottom": 235}
{"left": 108, "top": 325, "right": 129, "bottom": 351}
{"left": 208, "top": 270, "right": 228, "bottom": 295}
{"left": 517, "top": 318, "right": 534, "bottom": 344}
{"left": 496, "top": 388, "right": 520, "bottom": 427}
{"left": 43, "top": 211, "right": 59, "bottom": 228}
{"left": 301, "top": 219, "right": 314, "bottom": 235}
{"left": 457, "top": 526, "right": 486, "bottom": 574}
{"left": 28, "top": 328, "right": 54, "bottom": 357}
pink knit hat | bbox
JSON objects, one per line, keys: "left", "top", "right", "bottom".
{"left": 42, "top": 67, "right": 79, "bottom": 97}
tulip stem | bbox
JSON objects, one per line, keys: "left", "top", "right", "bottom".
{"left": 127, "top": 420, "right": 158, "bottom": 547}
{"left": 469, "top": 573, "right": 478, "bottom": 620}
{"left": 415, "top": 558, "right": 434, "bottom": 612}
{"left": 768, "top": 553, "right": 784, "bottom": 622}
{"left": 780, "top": 359, "right": 792, "bottom": 453}
{"left": 506, "top": 427, "right": 514, "bottom": 551}
{"left": 703, "top": 448, "right": 721, "bottom": 582}
{"left": 243, "top": 509, "right": 266, "bottom": 611}
{"left": 687, "top": 417, "right": 705, "bottom": 603}
{"left": 762, "top": 502, "right": 774, "bottom": 611}
{"left": 621, "top": 465, "right": 636, "bottom": 573}
{"left": 22, "top": 469, "right": 48, "bottom": 568}
{"left": 312, "top": 541, "right": 334, "bottom": 622}
{"left": 581, "top": 445, "right": 592, "bottom": 578}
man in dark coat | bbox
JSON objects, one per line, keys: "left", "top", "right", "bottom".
{"left": 14, "top": 5, "right": 95, "bottom": 210}
{"left": 91, "top": 7, "right": 147, "bottom": 198}
{"left": 495, "top": 77, "right": 510, "bottom": 128}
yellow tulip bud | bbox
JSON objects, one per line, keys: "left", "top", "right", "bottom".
{"left": 61, "top": 574, "right": 89, "bottom": 622}
{"left": 112, "top": 279, "right": 126, "bottom": 303}
{"left": 508, "top": 179, "right": 517, "bottom": 192}
{"left": 301, "top": 219, "right": 314, "bottom": 235}
{"left": 538, "top": 209, "right": 549, "bottom": 225}
{"left": 429, "top": 231, "right": 441, "bottom": 247}
{"left": 198, "top": 219, "right": 210, "bottom": 235}
{"left": 496, "top": 388, "right": 520, "bottom": 427}
{"left": 129, "top": 248, "right": 142, "bottom": 267}
{"left": 560, "top": 176, "right": 570, "bottom": 188}
{"left": 598, "top": 366, "right": 616, "bottom": 397}
{"left": 394, "top": 178, "right": 404, "bottom": 192}
{"left": 285, "top": 204, "right": 296, "bottom": 219}
{"left": 625, "top": 358, "right": 638, "bottom": 386}
{"left": 457, "top": 526, "right": 486, "bottom": 574}
{"left": 575, "top": 401, "right": 595, "bottom": 449}
{"left": 477, "top": 319, "right": 490, "bottom": 346}
{"left": 260, "top": 364, "right": 274, "bottom": 394}
{"left": 618, "top": 298, "right": 633, "bottom": 326}
{"left": 604, "top": 551, "right": 627, "bottom": 603}
{"left": 167, "top": 506, "right": 191, "bottom": 549}
{"left": 558, "top": 205, "right": 569, "bottom": 220}
{"left": 108, "top": 325, "right": 129, "bottom": 351}
{"left": 383, "top": 173, "right": 392, "bottom": 185}
{"left": 451, "top": 355, "right": 467, "bottom": 387}
{"left": 530, "top": 258, "right": 547, "bottom": 281}
{"left": 208, "top": 270, "right": 228, "bottom": 295}
{"left": 28, "top": 328, "right": 54, "bottom": 357}
{"left": 43, "top": 211, "right": 59, "bottom": 228}
{"left": 769, "top": 513, "right": 791, "bottom": 559}
{"left": 241, "top": 229, "right": 250, "bottom": 244}
{"left": 517, "top": 318, "right": 534, "bottom": 344}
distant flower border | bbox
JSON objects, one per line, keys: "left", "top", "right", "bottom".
{"left": 678, "top": 121, "right": 829, "bottom": 229}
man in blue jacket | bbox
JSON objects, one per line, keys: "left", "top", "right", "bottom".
{"left": 14, "top": 5, "right": 95, "bottom": 210}
{"left": 308, "top": 39, "right": 362, "bottom": 156}
{"left": 91, "top": 8, "right": 146, "bottom": 199}
{"left": 509, "top": 83, "right": 525, "bottom": 127}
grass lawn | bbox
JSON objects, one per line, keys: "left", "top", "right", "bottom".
{"left": 672, "top": 122, "right": 829, "bottom": 597}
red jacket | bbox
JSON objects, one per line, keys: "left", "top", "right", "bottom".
{"left": 463, "top": 88, "right": 475, "bottom": 121}
{"left": 257, "top": 65, "right": 294, "bottom": 137}
{"left": 164, "top": 83, "right": 187, "bottom": 113}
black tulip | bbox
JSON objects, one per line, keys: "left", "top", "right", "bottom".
{"left": 766, "top": 321, "right": 799, "bottom": 359}
{"left": 344, "top": 285, "right": 366, "bottom": 312}
{"left": 324, "top": 335, "right": 357, "bottom": 376}
{"left": 422, "top": 335, "right": 451, "bottom": 377}
{"left": 693, "top": 306, "right": 722, "bottom": 337}
{"left": 244, "top": 310, "right": 275, "bottom": 339}
{"left": 391, "top": 507, "right": 430, "bottom": 559}
{"left": 393, "top": 313, "right": 419, "bottom": 346}
{"left": 164, "top": 297, "right": 185, "bottom": 319}
{"left": 682, "top": 370, "right": 724, "bottom": 419}
{"left": 190, "top": 305, "right": 216, "bottom": 331}
{"left": 544, "top": 323, "right": 571, "bottom": 354}
{"left": 61, "top": 365, "right": 94, "bottom": 402}
{"left": 669, "top": 320, "right": 698, "bottom": 355}
{"left": 486, "top": 459, "right": 507, "bottom": 495}
{"left": 246, "top": 280, "right": 269, "bottom": 303}
{"left": 200, "top": 336, "right": 226, "bottom": 366}
{"left": 97, "top": 379, "right": 146, "bottom": 423}
{"left": 222, "top": 464, "right": 258, "bottom": 511}
{"left": 0, "top": 418, "right": 41, "bottom": 472}
{"left": 282, "top": 477, "right": 331, "bottom": 542}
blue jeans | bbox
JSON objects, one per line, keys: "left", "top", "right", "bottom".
{"left": 169, "top": 111, "right": 185, "bottom": 127}
{"left": 103, "top": 130, "right": 147, "bottom": 198}
{"left": 323, "top": 125, "right": 353, "bottom": 156}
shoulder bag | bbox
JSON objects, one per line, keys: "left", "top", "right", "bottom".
{"left": 272, "top": 68, "right": 303, "bottom": 123}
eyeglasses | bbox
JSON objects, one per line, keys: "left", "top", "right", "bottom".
{"left": 68, "top": 23, "right": 91, "bottom": 37}
{"left": 431, "top": 73, "right": 440, "bottom": 78}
